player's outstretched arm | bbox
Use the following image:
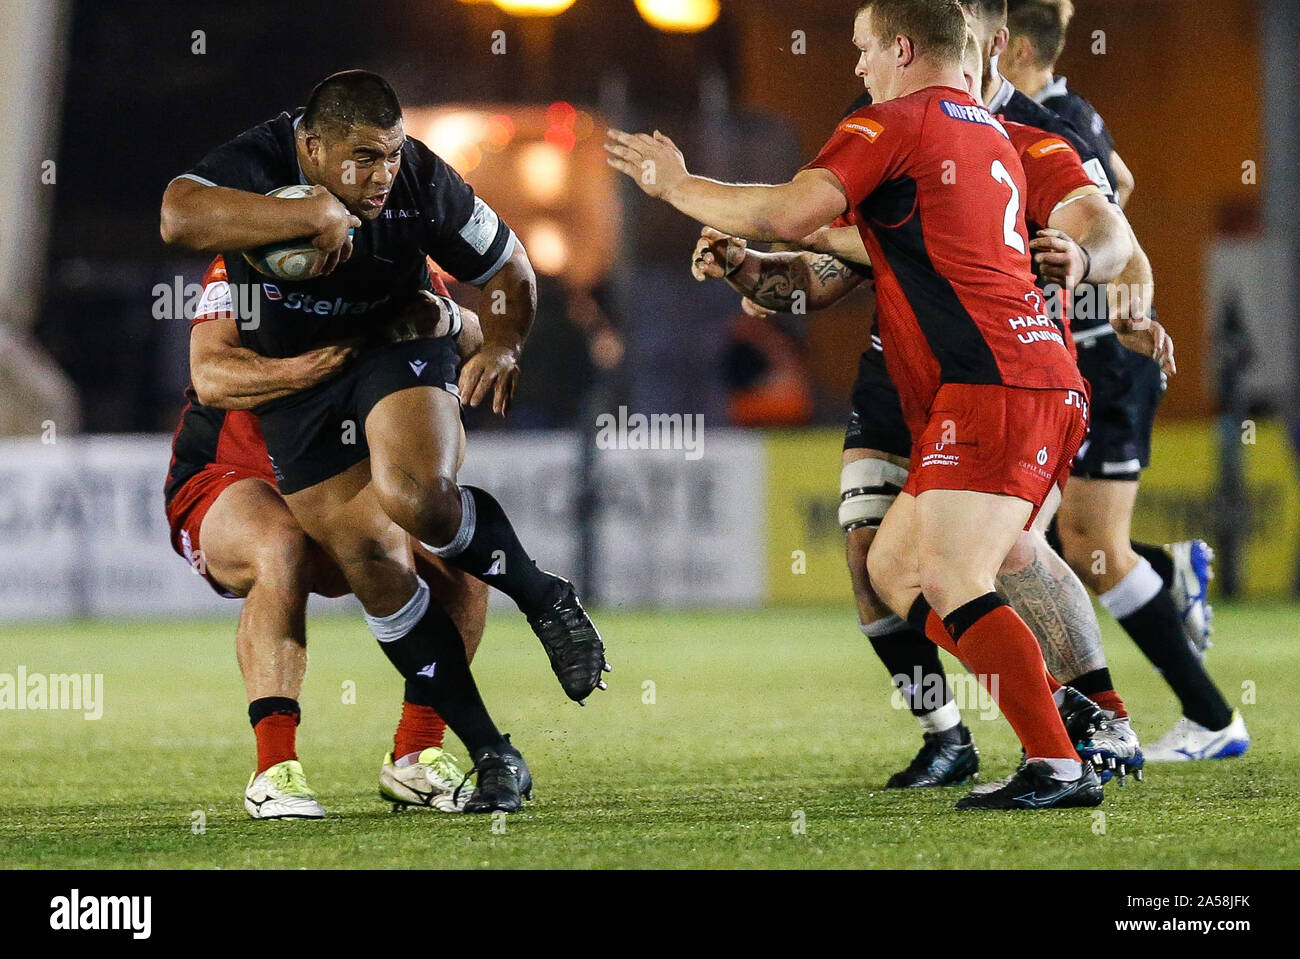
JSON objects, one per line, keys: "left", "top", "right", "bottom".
{"left": 190, "top": 316, "right": 355, "bottom": 410}
{"left": 606, "top": 129, "right": 847, "bottom": 243}
{"left": 1031, "top": 189, "right": 1132, "bottom": 288}
{"left": 691, "top": 228, "right": 868, "bottom": 312}
{"left": 160, "top": 179, "right": 359, "bottom": 263}
{"left": 458, "top": 239, "right": 536, "bottom": 416}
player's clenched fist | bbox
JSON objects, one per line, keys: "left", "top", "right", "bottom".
{"left": 306, "top": 184, "right": 360, "bottom": 276}
{"left": 605, "top": 129, "right": 688, "bottom": 199}
{"left": 691, "top": 227, "right": 747, "bottom": 281}
{"left": 1030, "top": 228, "right": 1088, "bottom": 289}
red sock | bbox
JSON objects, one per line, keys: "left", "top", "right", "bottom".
{"left": 923, "top": 611, "right": 966, "bottom": 662}
{"left": 1092, "top": 689, "right": 1129, "bottom": 718}
{"left": 254, "top": 714, "right": 299, "bottom": 775}
{"left": 393, "top": 701, "right": 447, "bottom": 761}
{"left": 1044, "top": 669, "right": 1062, "bottom": 695}
{"left": 927, "top": 596, "right": 1075, "bottom": 761}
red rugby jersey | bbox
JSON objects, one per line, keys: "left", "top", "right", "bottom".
{"left": 806, "top": 86, "right": 1084, "bottom": 434}
{"left": 1005, "top": 120, "right": 1096, "bottom": 237}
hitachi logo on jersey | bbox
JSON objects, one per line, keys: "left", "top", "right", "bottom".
{"left": 939, "top": 100, "right": 1009, "bottom": 139}
{"left": 278, "top": 292, "right": 392, "bottom": 315}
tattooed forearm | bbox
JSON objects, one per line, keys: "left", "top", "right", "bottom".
{"left": 739, "top": 252, "right": 864, "bottom": 312}
{"left": 997, "top": 547, "right": 1108, "bottom": 683}
{"left": 747, "top": 255, "right": 806, "bottom": 311}
{"left": 809, "top": 254, "right": 857, "bottom": 285}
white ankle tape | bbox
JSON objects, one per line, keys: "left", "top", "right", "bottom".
{"left": 1098, "top": 558, "right": 1163, "bottom": 619}
{"left": 918, "top": 699, "right": 961, "bottom": 734}
{"left": 423, "top": 487, "right": 476, "bottom": 559}
{"left": 860, "top": 614, "right": 906, "bottom": 638}
{"left": 365, "top": 578, "right": 431, "bottom": 643}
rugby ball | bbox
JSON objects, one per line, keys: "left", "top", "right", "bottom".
{"left": 242, "top": 185, "right": 328, "bottom": 281}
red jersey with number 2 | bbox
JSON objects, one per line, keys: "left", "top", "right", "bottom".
{"left": 806, "top": 86, "right": 1084, "bottom": 437}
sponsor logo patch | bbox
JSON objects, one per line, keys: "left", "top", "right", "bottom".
{"left": 458, "top": 196, "right": 501, "bottom": 255}
{"left": 1028, "top": 137, "right": 1072, "bottom": 159}
{"left": 839, "top": 117, "right": 884, "bottom": 142}
{"left": 939, "top": 100, "right": 1010, "bottom": 139}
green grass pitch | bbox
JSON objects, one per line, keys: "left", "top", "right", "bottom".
{"left": 2, "top": 603, "right": 1295, "bottom": 869}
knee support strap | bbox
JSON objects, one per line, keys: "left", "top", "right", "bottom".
{"left": 839, "top": 457, "right": 909, "bottom": 533}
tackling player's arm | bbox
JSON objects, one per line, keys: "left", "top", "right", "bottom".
{"left": 606, "top": 130, "right": 849, "bottom": 243}
{"left": 160, "top": 179, "right": 359, "bottom": 269}
{"left": 189, "top": 316, "right": 355, "bottom": 410}
{"left": 1028, "top": 186, "right": 1132, "bottom": 289}
{"left": 690, "top": 227, "right": 869, "bottom": 312}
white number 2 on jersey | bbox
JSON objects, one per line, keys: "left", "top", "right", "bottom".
{"left": 990, "top": 159, "right": 1027, "bottom": 254}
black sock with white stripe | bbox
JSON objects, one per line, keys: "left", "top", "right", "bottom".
{"left": 366, "top": 579, "right": 501, "bottom": 753}
{"left": 425, "top": 486, "right": 562, "bottom": 614}
{"left": 1100, "top": 559, "right": 1232, "bottom": 730}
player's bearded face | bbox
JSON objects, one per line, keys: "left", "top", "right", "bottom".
{"left": 304, "top": 122, "right": 405, "bottom": 221}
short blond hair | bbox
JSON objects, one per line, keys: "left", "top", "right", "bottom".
{"left": 856, "top": 0, "right": 969, "bottom": 65}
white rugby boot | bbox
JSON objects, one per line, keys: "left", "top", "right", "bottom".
{"left": 244, "top": 760, "right": 326, "bottom": 819}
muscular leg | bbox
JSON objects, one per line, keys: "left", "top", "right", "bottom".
{"left": 285, "top": 462, "right": 505, "bottom": 757}
{"left": 996, "top": 484, "right": 1127, "bottom": 716}
{"left": 366, "top": 386, "right": 560, "bottom": 613}
{"left": 843, "top": 449, "right": 961, "bottom": 736}
{"left": 1058, "top": 477, "right": 1232, "bottom": 730}
{"left": 199, "top": 478, "right": 317, "bottom": 774}
{"left": 998, "top": 487, "right": 1105, "bottom": 683}
{"left": 872, "top": 490, "right": 1078, "bottom": 771}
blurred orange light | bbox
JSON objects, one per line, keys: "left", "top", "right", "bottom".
{"left": 524, "top": 219, "right": 570, "bottom": 275}
{"left": 634, "top": 0, "right": 719, "bottom": 33}
{"left": 493, "top": 0, "right": 577, "bottom": 15}
{"left": 517, "top": 141, "right": 569, "bottom": 203}
{"left": 484, "top": 113, "right": 516, "bottom": 150}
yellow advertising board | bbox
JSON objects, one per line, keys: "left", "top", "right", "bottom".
{"left": 763, "top": 421, "right": 1300, "bottom": 603}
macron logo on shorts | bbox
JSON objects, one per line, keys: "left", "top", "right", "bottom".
{"left": 1036, "top": 446, "right": 1049, "bottom": 466}
{"left": 409, "top": 359, "right": 428, "bottom": 377}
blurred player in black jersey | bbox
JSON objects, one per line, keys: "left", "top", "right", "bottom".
{"left": 1002, "top": 0, "right": 1248, "bottom": 761}
{"left": 162, "top": 71, "right": 610, "bottom": 812}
